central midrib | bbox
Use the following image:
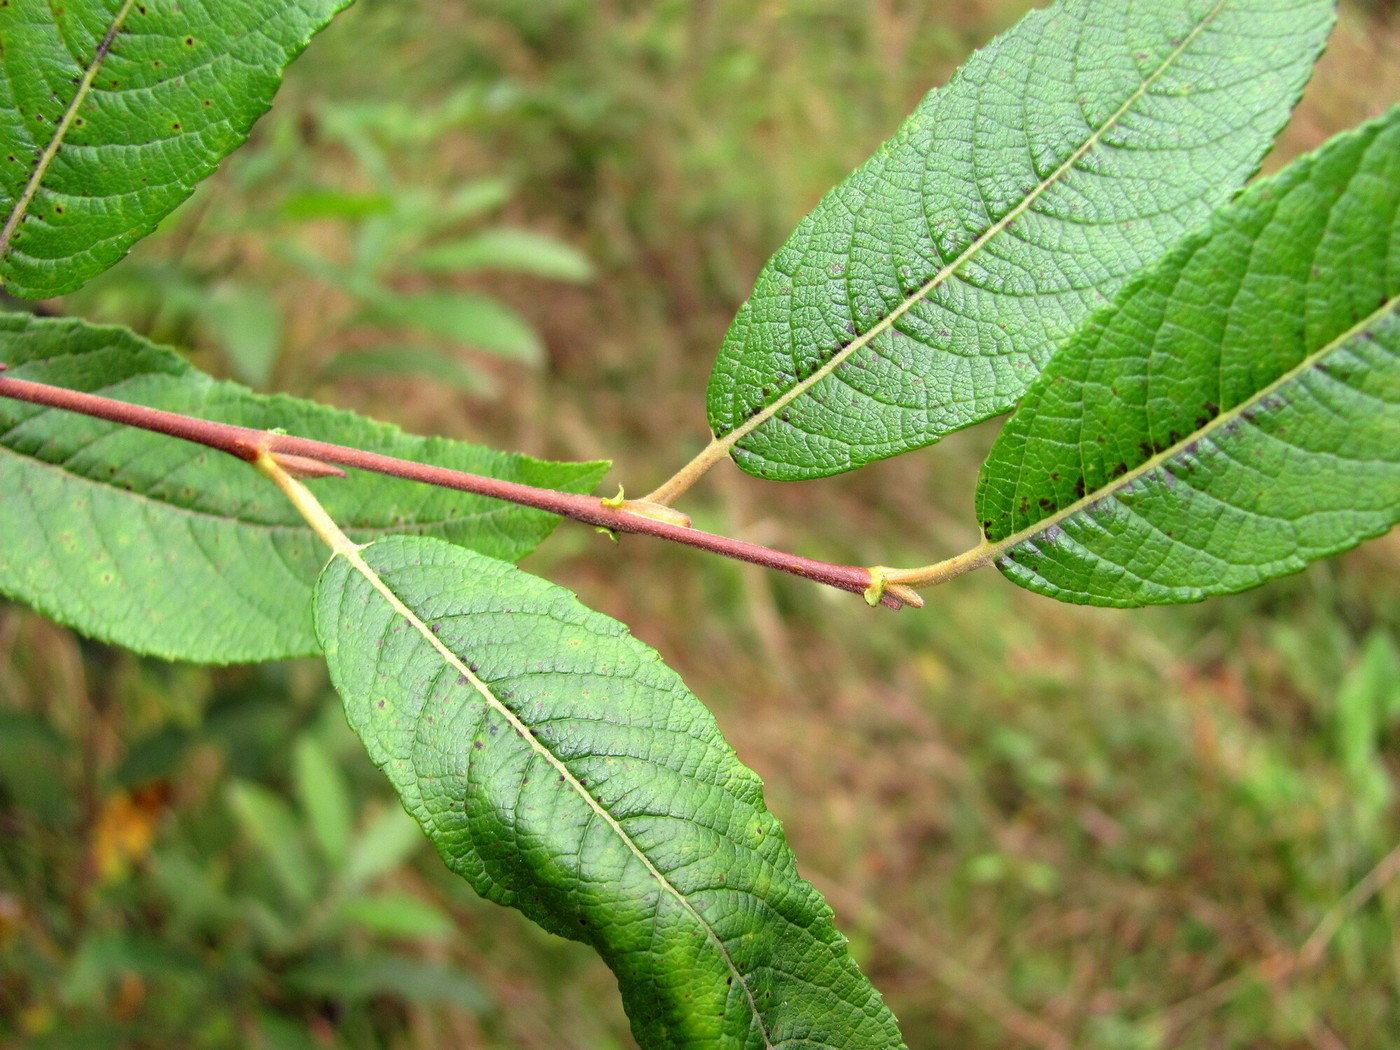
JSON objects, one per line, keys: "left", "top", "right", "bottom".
{"left": 0, "top": 0, "right": 138, "bottom": 265}
{"left": 345, "top": 545, "right": 778, "bottom": 1048}
{"left": 715, "top": 0, "right": 1228, "bottom": 460}
{"left": 986, "top": 287, "right": 1400, "bottom": 574}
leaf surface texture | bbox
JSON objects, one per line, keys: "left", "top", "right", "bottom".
{"left": 977, "top": 107, "right": 1400, "bottom": 604}
{"left": 707, "top": 0, "right": 1335, "bottom": 480}
{"left": 0, "top": 0, "right": 351, "bottom": 298}
{"left": 316, "top": 536, "right": 907, "bottom": 1050}
{"left": 0, "top": 315, "right": 605, "bottom": 661}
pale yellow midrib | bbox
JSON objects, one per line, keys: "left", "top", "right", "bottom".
{"left": 341, "top": 545, "right": 776, "bottom": 1047}
{"left": 0, "top": 0, "right": 138, "bottom": 269}
{"left": 712, "top": 0, "right": 1228, "bottom": 461}
{"left": 974, "top": 289, "right": 1400, "bottom": 578}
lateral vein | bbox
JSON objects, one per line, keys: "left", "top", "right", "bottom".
{"left": 0, "top": 0, "right": 138, "bottom": 267}
{"left": 715, "top": 0, "right": 1228, "bottom": 461}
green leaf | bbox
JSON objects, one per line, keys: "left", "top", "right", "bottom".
{"left": 0, "top": 0, "right": 353, "bottom": 299}
{"left": 280, "top": 190, "right": 395, "bottom": 222}
{"left": 199, "top": 282, "right": 283, "bottom": 388}
{"left": 706, "top": 0, "right": 1335, "bottom": 480}
{"left": 412, "top": 228, "right": 595, "bottom": 283}
{"left": 976, "top": 107, "right": 1400, "bottom": 605}
{"left": 366, "top": 291, "right": 544, "bottom": 363}
{"left": 285, "top": 952, "right": 492, "bottom": 1010}
{"left": 316, "top": 535, "right": 907, "bottom": 1050}
{"left": 336, "top": 890, "right": 455, "bottom": 940}
{"left": 226, "top": 780, "right": 318, "bottom": 907}
{"left": 292, "top": 735, "right": 353, "bottom": 868}
{"left": 319, "top": 345, "right": 497, "bottom": 395}
{"left": 1334, "top": 631, "right": 1400, "bottom": 824}
{"left": 339, "top": 804, "right": 426, "bottom": 896}
{"left": 0, "top": 314, "right": 608, "bottom": 662}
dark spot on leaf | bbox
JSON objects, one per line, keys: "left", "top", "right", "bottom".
{"left": 377, "top": 700, "right": 385, "bottom": 709}
{"left": 1193, "top": 416, "right": 1209, "bottom": 429}
{"left": 1074, "top": 477, "right": 1087, "bottom": 498}
{"left": 184, "top": 37, "right": 194, "bottom": 45}
{"left": 1203, "top": 400, "right": 1219, "bottom": 417}
{"left": 982, "top": 519, "right": 994, "bottom": 531}
{"left": 1139, "top": 442, "right": 1154, "bottom": 459}
{"left": 171, "top": 122, "right": 181, "bottom": 131}
{"left": 1168, "top": 430, "right": 1182, "bottom": 445}
{"left": 1038, "top": 497, "right": 1053, "bottom": 511}
{"left": 1111, "top": 462, "right": 1128, "bottom": 478}
{"left": 1018, "top": 496, "right": 1030, "bottom": 515}
{"left": 473, "top": 741, "right": 483, "bottom": 750}
{"left": 1095, "top": 435, "right": 1106, "bottom": 443}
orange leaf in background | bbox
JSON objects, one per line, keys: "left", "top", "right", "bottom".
{"left": 91, "top": 781, "right": 174, "bottom": 883}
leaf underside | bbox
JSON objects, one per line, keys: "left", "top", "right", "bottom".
{"left": 316, "top": 536, "right": 907, "bottom": 1050}
{"left": 707, "top": 0, "right": 1335, "bottom": 481}
{"left": 0, "top": 314, "right": 606, "bottom": 662}
{"left": 977, "top": 106, "right": 1400, "bottom": 605}
{"left": 0, "top": 0, "right": 352, "bottom": 299}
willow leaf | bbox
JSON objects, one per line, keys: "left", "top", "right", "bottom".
{"left": 316, "top": 535, "right": 906, "bottom": 1050}
{"left": 0, "top": 0, "right": 351, "bottom": 299}
{"left": 976, "top": 107, "right": 1400, "bottom": 605}
{"left": 706, "top": 0, "right": 1334, "bottom": 481}
{"left": 0, "top": 314, "right": 606, "bottom": 662}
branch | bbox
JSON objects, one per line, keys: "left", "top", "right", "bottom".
{"left": 0, "top": 369, "right": 922, "bottom": 610}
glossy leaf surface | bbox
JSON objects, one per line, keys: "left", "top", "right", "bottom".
{"left": 977, "top": 108, "right": 1400, "bottom": 605}
{"left": 316, "top": 535, "right": 907, "bottom": 1050}
{"left": 0, "top": 314, "right": 605, "bottom": 661}
{"left": 0, "top": 0, "right": 351, "bottom": 299}
{"left": 707, "top": 0, "right": 1334, "bottom": 480}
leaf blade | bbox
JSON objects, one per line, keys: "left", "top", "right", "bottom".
{"left": 706, "top": 0, "right": 1335, "bottom": 481}
{"left": 0, "top": 0, "right": 352, "bottom": 298}
{"left": 316, "top": 535, "right": 907, "bottom": 1050}
{"left": 0, "top": 314, "right": 607, "bottom": 662}
{"left": 976, "top": 107, "right": 1400, "bottom": 605}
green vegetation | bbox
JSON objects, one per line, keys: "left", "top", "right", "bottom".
{"left": 3, "top": 1, "right": 1400, "bottom": 1048}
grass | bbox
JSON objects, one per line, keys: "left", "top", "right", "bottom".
{"left": 3, "top": 1, "right": 1400, "bottom": 1048}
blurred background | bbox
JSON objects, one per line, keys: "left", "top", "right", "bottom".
{"left": 3, "top": 1, "right": 1400, "bottom": 1047}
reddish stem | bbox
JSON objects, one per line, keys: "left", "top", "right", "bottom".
{"left": 0, "top": 371, "right": 920, "bottom": 609}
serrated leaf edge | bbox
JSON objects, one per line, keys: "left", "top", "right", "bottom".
{"left": 988, "top": 286, "right": 1399, "bottom": 565}
{"left": 0, "top": 0, "right": 137, "bottom": 268}
{"left": 327, "top": 539, "right": 778, "bottom": 1048}
{"left": 710, "top": 0, "right": 1228, "bottom": 461}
